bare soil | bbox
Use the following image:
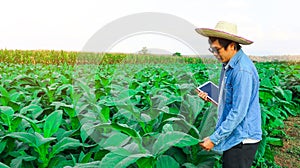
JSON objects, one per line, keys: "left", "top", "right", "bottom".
{"left": 274, "top": 116, "right": 300, "bottom": 168}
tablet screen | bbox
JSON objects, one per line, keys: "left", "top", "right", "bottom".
{"left": 197, "top": 81, "right": 219, "bottom": 105}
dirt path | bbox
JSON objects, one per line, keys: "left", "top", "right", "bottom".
{"left": 274, "top": 116, "right": 300, "bottom": 168}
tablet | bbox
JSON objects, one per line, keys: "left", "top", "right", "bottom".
{"left": 197, "top": 81, "right": 219, "bottom": 105}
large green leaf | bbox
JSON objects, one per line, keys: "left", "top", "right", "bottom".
{"left": 79, "top": 151, "right": 93, "bottom": 163}
{"left": 50, "top": 102, "right": 73, "bottom": 110}
{"left": 5, "top": 132, "right": 37, "bottom": 148}
{"left": 269, "top": 118, "right": 284, "bottom": 128}
{"left": 283, "top": 89, "right": 293, "bottom": 101}
{"left": 13, "top": 114, "right": 42, "bottom": 133}
{"left": 20, "top": 104, "right": 43, "bottom": 119}
{"left": 197, "top": 105, "right": 218, "bottom": 139}
{"left": 261, "top": 107, "right": 280, "bottom": 119}
{"left": 294, "top": 85, "right": 300, "bottom": 92}
{"left": 99, "top": 106, "right": 110, "bottom": 123}
{"left": 0, "top": 139, "right": 7, "bottom": 154}
{"left": 44, "top": 110, "right": 63, "bottom": 138}
{"left": 274, "top": 86, "right": 286, "bottom": 99}
{"left": 9, "top": 117, "right": 22, "bottom": 132}
{"left": 0, "top": 106, "right": 14, "bottom": 126}
{"left": 10, "top": 155, "right": 36, "bottom": 168}
{"left": 50, "top": 137, "right": 82, "bottom": 158}
{"left": 34, "top": 132, "right": 56, "bottom": 147}
{"left": 100, "top": 150, "right": 152, "bottom": 168}
{"left": 5, "top": 132, "right": 55, "bottom": 149}
{"left": 165, "top": 95, "right": 182, "bottom": 106}
{"left": 88, "top": 123, "right": 145, "bottom": 152}
{"left": 156, "top": 155, "right": 180, "bottom": 168}
{"left": 180, "top": 94, "right": 204, "bottom": 121}
{"left": 182, "top": 163, "right": 198, "bottom": 168}
{"left": 266, "top": 137, "right": 283, "bottom": 146}
{"left": 194, "top": 150, "right": 217, "bottom": 168}
{"left": 92, "top": 123, "right": 141, "bottom": 140}
{"left": 0, "top": 162, "right": 10, "bottom": 168}
{"left": 0, "top": 86, "right": 9, "bottom": 98}
{"left": 100, "top": 132, "right": 130, "bottom": 148}
{"left": 111, "top": 123, "right": 140, "bottom": 138}
{"left": 136, "top": 157, "right": 155, "bottom": 168}
{"left": 56, "top": 84, "right": 73, "bottom": 95}
{"left": 0, "top": 86, "right": 9, "bottom": 106}
{"left": 152, "top": 131, "right": 200, "bottom": 155}
{"left": 47, "top": 154, "right": 75, "bottom": 167}
{"left": 71, "top": 161, "right": 101, "bottom": 168}
{"left": 162, "top": 117, "right": 200, "bottom": 139}
{"left": 259, "top": 89, "right": 274, "bottom": 103}
{"left": 115, "top": 153, "right": 152, "bottom": 168}
{"left": 55, "top": 128, "right": 77, "bottom": 142}
{"left": 10, "top": 75, "right": 39, "bottom": 87}
{"left": 260, "top": 78, "right": 273, "bottom": 88}
{"left": 80, "top": 122, "right": 95, "bottom": 143}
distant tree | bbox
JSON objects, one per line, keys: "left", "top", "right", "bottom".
{"left": 172, "top": 52, "right": 181, "bottom": 56}
{"left": 138, "top": 47, "right": 148, "bottom": 55}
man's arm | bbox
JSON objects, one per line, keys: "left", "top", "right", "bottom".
{"left": 209, "top": 70, "right": 254, "bottom": 146}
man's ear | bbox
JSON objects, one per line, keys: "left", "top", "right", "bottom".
{"left": 229, "top": 42, "right": 237, "bottom": 51}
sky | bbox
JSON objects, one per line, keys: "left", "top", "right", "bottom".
{"left": 1, "top": 0, "right": 299, "bottom": 56}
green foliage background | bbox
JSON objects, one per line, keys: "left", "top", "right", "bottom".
{"left": 0, "top": 50, "right": 299, "bottom": 168}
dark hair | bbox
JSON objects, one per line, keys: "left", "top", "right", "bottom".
{"left": 208, "top": 37, "right": 241, "bottom": 51}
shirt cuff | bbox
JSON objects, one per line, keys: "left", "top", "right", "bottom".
{"left": 210, "top": 132, "right": 221, "bottom": 145}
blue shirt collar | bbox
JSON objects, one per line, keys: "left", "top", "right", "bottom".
{"left": 224, "top": 49, "right": 244, "bottom": 70}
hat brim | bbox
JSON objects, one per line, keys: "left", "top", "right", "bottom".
{"left": 195, "top": 28, "right": 253, "bottom": 45}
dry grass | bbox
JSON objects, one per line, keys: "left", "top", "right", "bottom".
{"left": 250, "top": 55, "right": 300, "bottom": 63}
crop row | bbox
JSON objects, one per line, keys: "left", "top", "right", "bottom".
{"left": 0, "top": 49, "right": 209, "bottom": 65}
{"left": 0, "top": 55, "right": 299, "bottom": 167}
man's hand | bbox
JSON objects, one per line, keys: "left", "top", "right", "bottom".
{"left": 195, "top": 89, "right": 208, "bottom": 101}
{"left": 199, "top": 137, "right": 214, "bottom": 151}
{"left": 195, "top": 89, "right": 218, "bottom": 106}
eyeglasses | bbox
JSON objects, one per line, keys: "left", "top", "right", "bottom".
{"left": 208, "top": 47, "right": 223, "bottom": 54}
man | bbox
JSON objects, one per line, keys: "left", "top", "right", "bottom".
{"left": 195, "top": 21, "right": 262, "bottom": 168}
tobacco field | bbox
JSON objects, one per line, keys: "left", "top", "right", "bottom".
{"left": 0, "top": 50, "right": 299, "bottom": 168}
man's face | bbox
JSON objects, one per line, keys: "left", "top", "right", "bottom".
{"left": 210, "top": 39, "right": 236, "bottom": 63}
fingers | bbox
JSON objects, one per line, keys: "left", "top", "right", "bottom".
{"left": 199, "top": 137, "right": 214, "bottom": 151}
{"left": 196, "top": 90, "right": 208, "bottom": 101}
{"left": 199, "top": 142, "right": 210, "bottom": 151}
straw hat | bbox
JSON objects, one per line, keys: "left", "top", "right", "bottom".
{"left": 195, "top": 21, "right": 253, "bottom": 45}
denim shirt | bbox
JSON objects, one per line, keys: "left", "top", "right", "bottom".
{"left": 209, "top": 49, "right": 262, "bottom": 152}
